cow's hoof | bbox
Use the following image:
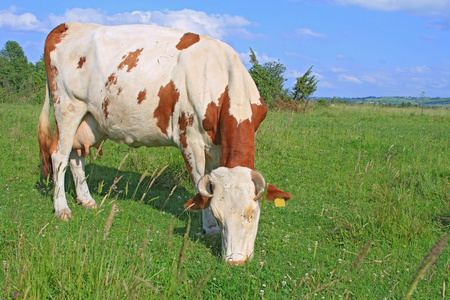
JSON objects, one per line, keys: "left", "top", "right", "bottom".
{"left": 56, "top": 209, "right": 73, "bottom": 221}
{"left": 82, "top": 200, "right": 98, "bottom": 209}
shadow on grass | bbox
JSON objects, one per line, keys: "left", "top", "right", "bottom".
{"left": 35, "top": 161, "right": 223, "bottom": 258}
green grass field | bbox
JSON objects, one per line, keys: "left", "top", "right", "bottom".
{"left": 0, "top": 102, "right": 449, "bottom": 299}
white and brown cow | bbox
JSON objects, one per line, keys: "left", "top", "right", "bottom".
{"left": 38, "top": 22, "right": 291, "bottom": 264}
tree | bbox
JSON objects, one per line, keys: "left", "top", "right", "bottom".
{"left": 248, "top": 48, "right": 289, "bottom": 107}
{"left": 291, "top": 66, "right": 318, "bottom": 102}
{"left": 31, "top": 55, "right": 47, "bottom": 103}
{"left": 0, "top": 41, "right": 33, "bottom": 93}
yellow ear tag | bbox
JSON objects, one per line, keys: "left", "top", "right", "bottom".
{"left": 274, "top": 198, "right": 286, "bottom": 207}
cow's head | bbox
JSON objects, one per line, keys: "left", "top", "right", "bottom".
{"left": 184, "top": 166, "right": 291, "bottom": 264}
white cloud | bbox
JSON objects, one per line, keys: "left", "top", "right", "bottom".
{"left": 286, "top": 70, "right": 303, "bottom": 78}
{"left": 362, "top": 75, "right": 377, "bottom": 83}
{"left": 320, "top": 81, "right": 335, "bottom": 88}
{"left": 0, "top": 7, "right": 255, "bottom": 41}
{"left": 284, "top": 51, "right": 318, "bottom": 61}
{"left": 338, "top": 74, "right": 362, "bottom": 84}
{"left": 332, "top": 0, "right": 450, "bottom": 16}
{"left": 292, "top": 28, "right": 327, "bottom": 39}
{"left": 47, "top": 8, "right": 254, "bottom": 40}
{"left": 395, "top": 65, "right": 431, "bottom": 74}
{"left": 331, "top": 67, "right": 347, "bottom": 72}
{"left": 0, "top": 7, "right": 47, "bottom": 32}
{"left": 238, "top": 51, "right": 279, "bottom": 68}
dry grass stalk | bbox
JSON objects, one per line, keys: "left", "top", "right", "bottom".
{"left": 134, "top": 276, "right": 163, "bottom": 299}
{"left": 404, "top": 233, "right": 449, "bottom": 300}
{"left": 100, "top": 175, "right": 123, "bottom": 207}
{"left": 304, "top": 240, "right": 373, "bottom": 298}
{"left": 177, "top": 218, "right": 191, "bottom": 277}
{"left": 103, "top": 199, "right": 118, "bottom": 240}
{"left": 161, "top": 185, "right": 177, "bottom": 212}
{"left": 117, "top": 153, "right": 129, "bottom": 172}
{"left": 349, "top": 241, "right": 373, "bottom": 272}
{"left": 36, "top": 223, "right": 49, "bottom": 238}
{"left": 146, "top": 165, "right": 169, "bottom": 190}
{"left": 93, "top": 140, "right": 104, "bottom": 161}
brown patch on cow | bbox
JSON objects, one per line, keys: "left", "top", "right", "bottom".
{"left": 244, "top": 204, "right": 255, "bottom": 219}
{"left": 38, "top": 115, "right": 55, "bottom": 179}
{"left": 181, "top": 151, "right": 194, "bottom": 182}
{"left": 48, "top": 65, "right": 60, "bottom": 104}
{"left": 105, "top": 73, "right": 118, "bottom": 89}
{"left": 153, "top": 80, "right": 180, "bottom": 135}
{"left": 117, "top": 87, "right": 123, "bottom": 95}
{"left": 202, "top": 88, "right": 226, "bottom": 145}
{"left": 102, "top": 98, "right": 110, "bottom": 119}
{"left": 265, "top": 184, "right": 292, "bottom": 201}
{"left": 77, "top": 56, "right": 86, "bottom": 69}
{"left": 202, "top": 86, "right": 259, "bottom": 169}
{"left": 44, "top": 24, "right": 68, "bottom": 105}
{"left": 176, "top": 33, "right": 200, "bottom": 50}
{"left": 118, "top": 48, "right": 143, "bottom": 72}
{"left": 49, "top": 125, "right": 59, "bottom": 156}
{"left": 178, "top": 112, "right": 195, "bottom": 149}
{"left": 137, "top": 89, "right": 147, "bottom": 104}
{"left": 184, "top": 193, "right": 211, "bottom": 210}
{"left": 178, "top": 112, "right": 195, "bottom": 181}
{"left": 251, "top": 98, "right": 267, "bottom": 132}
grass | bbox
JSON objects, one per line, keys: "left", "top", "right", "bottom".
{"left": 0, "top": 102, "right": 449, "bottom": 298}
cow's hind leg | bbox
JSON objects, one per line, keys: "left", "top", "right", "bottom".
{"left": 69, "top": 150, "right": 97, "bottom": 209}
{"left": 52, "top": 104, "right": 87, "bottom": 220}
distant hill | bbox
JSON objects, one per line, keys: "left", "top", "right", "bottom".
{"left": 313, "top": 96, "right": 450, "bottom": 108}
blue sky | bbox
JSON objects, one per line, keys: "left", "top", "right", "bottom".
{"left": 1, "top": 0, "right": 450, "bottom": 97}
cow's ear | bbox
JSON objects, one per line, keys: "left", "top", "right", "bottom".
{"left": 184, "top": 193, "right": 212, "bottom": 210}
{"left": 265, "top": 184, "right": 292, "bottom": 202}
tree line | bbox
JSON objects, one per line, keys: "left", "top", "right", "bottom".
{"left": 0, "top": 41, "right": 46, "bottom": 104}
{"left": 0, "top": 41, "right": 318, "bottom": 108}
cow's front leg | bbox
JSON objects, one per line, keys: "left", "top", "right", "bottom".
{"left": 202, "top": 208, "right": 220, "bottom": 235}
{"left": 180, "top": 140, "right": 220, "bottom": 235}
{"left": 69, "top": 150, "right": 97, "bottom": 209}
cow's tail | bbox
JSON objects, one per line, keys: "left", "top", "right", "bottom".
{"left": 37, "top": 78, "right": 53, "bottom": 179}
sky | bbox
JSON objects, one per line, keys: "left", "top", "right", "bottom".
{"left": 1, "top": 0, "right": 450, "bottom": 97}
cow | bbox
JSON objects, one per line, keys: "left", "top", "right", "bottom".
{"left": 37, "top": 22, "right": 291, "bottom": 264}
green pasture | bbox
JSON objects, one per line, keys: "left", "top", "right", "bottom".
{"left": 0, "top": 102, "right": 449, "bottom": 298}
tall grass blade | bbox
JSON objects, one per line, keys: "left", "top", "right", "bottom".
{"left": 131, "top": 166, "right": 152, "bottom": 200}
{"left": 167, "top": 215, "right": 174, "bottom": 249}
{"left": 193, "top": 266, "right": 213, "bottom": 299}
{"left": 177, "top": 217, "right": 191, "bottom": 277}
{"left": 304, "top": 241, "right": 373, "bottom": 298}
{"left": 103, "top": 198, "right": 118, "bottom": 240}
{"left": 349, "top": 241, "right": 373, "bottom": 272}
{"left": 161, "top": 185, "right": 177, "bottom": 212}
{"left": 403, "top": 233, "right": 449, "bottom": 300}
{"left": 134, "top": 276, "right": 163, "bottom": 299}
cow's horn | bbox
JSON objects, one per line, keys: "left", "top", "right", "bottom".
{"left": 251, "top": 171, "right": 266, "bottom": 200}
{"left": 197, "top": 174, "right": 213, "bottom": 198}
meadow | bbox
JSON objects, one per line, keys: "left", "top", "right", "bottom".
{"left": 0, "top": 102, "right": 449, "bottom": 299}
